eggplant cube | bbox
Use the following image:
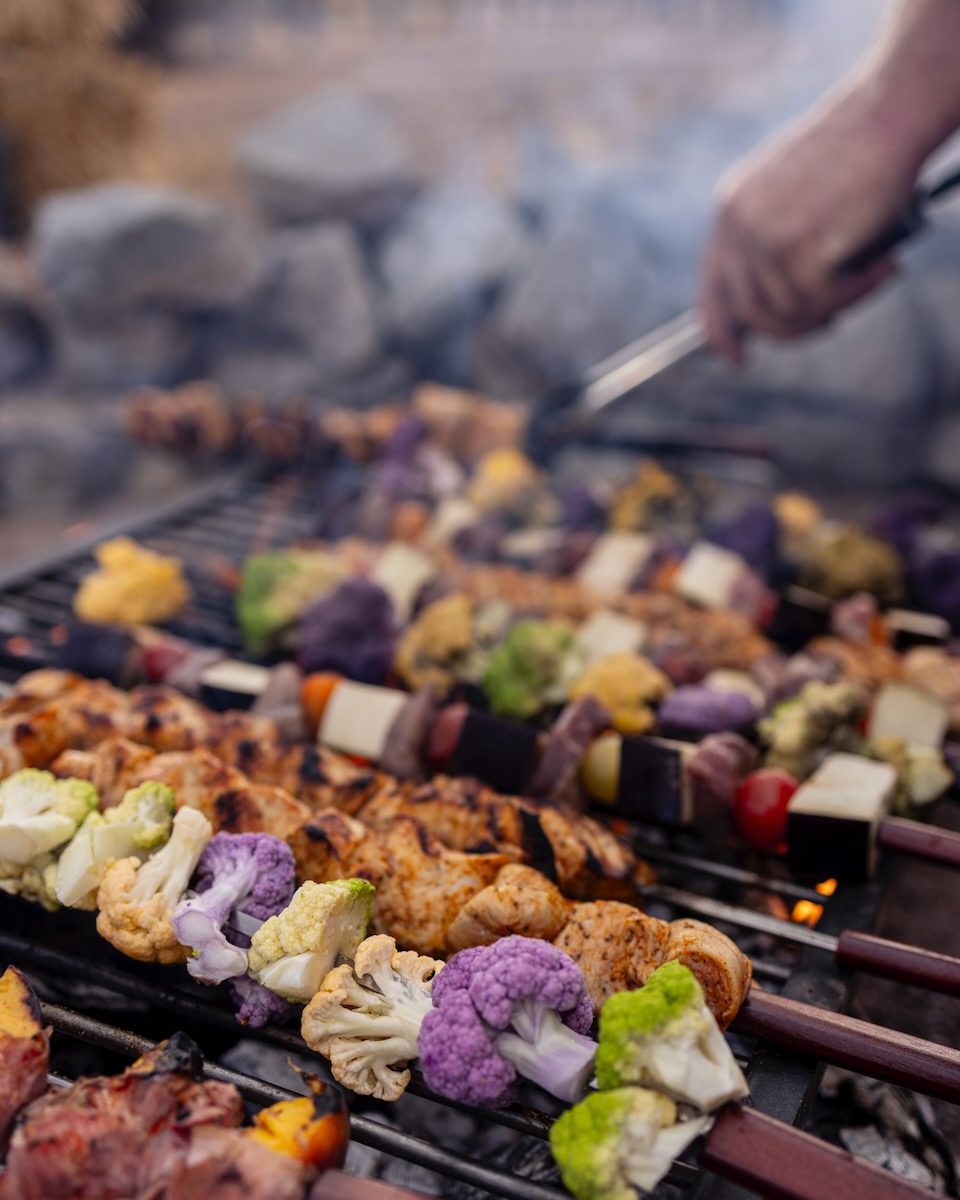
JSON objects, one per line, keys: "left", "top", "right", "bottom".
{"left": 319, "top": 681, "right": 407, "bottom": 762}
{"left": 867, "top": 681, "right": 949, "bottom": 749}
{"left": 673, "top": 542, "right": 747, "bottom": 610}
{"left": 199, "top": 659, "right": 271, "bottom": 711}
{"left": 787, "top": 753, "right": 897, "bottom": 881}
{"left": 576, "top": 532, "right": 655, "bottom": 600}
{"left": 448, "top": 708, "right": 538, "bottom": 796}
{"left": 886, "top": 608, "right": 951, "bottom": 652}
{"left": 576, "top": 609, "right": 648, "bottom": 665}
{"left": 371, "top": 542, "right": 437, "bottom": 623}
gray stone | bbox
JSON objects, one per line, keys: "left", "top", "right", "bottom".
{"left": 34, "top": 183, "right": 259, "bottom": 321}
{"left": 491, "top": 186, "right": 671, "bottom": 385}
{"left": 379, "top": 185, "right": 531, "bottom": 346}
{"left": 213, "top": 222, "right": 381, "bottom": 394}
{"left": 53, "top": 310, "right": 208, "bottom": 391}
{"left": 237, "top": 91, "right": 420, "bottom": 230}
{"left": 922, "top": 413, "right": 960, "bottom": 490}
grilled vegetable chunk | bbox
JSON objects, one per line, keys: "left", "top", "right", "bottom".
{"left": 0, "top": 967, "right": 49, "bottom": 1150}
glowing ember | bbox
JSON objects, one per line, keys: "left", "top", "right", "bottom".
{"left": 791, "top": 880, "right": 836, "bottom": 926}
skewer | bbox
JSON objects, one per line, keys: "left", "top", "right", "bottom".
{"left": 648, "top": 882, "right": 960, "bottom": 998}
{"left": 42, "top": 1001, "right": 937, "bottom": 1200}
{"left": 700, "top": 1104, "right": 935, "bottom": 1200}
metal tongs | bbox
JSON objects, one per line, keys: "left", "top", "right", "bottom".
{"left": 529, "top": 164, "right": 960, "bottom": 454}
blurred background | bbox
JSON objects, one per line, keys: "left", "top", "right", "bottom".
{"left": 2, "top": 0, "right": 960, "bottom": 556}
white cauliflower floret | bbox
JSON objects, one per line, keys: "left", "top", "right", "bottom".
{"left": 301, "top": 934, "right": 444, "bottom": 1102}
{"left": 0, "top": 770, "right": 98, "bottom": 864}
{"left": 248, "top": 878, "right": 374, "bottom": 1003}
{"left": 96, "top": 806, "right": 212, "bottom": 963}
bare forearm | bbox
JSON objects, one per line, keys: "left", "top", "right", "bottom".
{"left": 849, "top": 0, "right": 960, "bottom": 174}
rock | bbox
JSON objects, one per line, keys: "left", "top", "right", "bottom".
{"left": 237, "top": 91, "right": 420, "bottom": 230}
{"left": 379, "top": 184, "right": 531, "bottom": 347}
{"left": 922, "top": 413, "right": 960, "bottom": 490}
{"left": 33, "top": 182, "right": 259, "bottom": 321}
{"left": 212, "top": 223, "right": 381, "bottom": 394}
{"left": 54, "top": 310, "right": 209, "bottom": 391}
{"left": 491, "top": 185, "right": 669, "bottom": 385}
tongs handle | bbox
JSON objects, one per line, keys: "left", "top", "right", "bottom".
{"left": 841, "top": 165, "right": 960, "bottom": 273}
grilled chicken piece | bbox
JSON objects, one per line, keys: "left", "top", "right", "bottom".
{"left": 291, "top": 808, "right": 391, "bottom": 886}
{"left": 0, "top": 967, "right": 50, "bottom": 1151}
{"left": 0, "top": 1034, "right": 243, "bottom": 1200}
{"left": 290, "top": 807, "right": 508, "bottom": 957}
{"left": 0, "top": 669, "right": 82, "bottom": 716}
{"left": 553, "top": 902, "right": 751, "bottom": 1029}
{"left": 553, "top": 901, "right": 672, "bottom": 1011}
{"left": 660, "top": 917, "right": 753, "bottom": 1031}
{"left": 0, "top": 680, "right": 131, "bottom": 773}
{"left": 124, "top": 685, "right": 230, "bottom": 752}
{"left": 373, "top": 816, "right": 510, "bottom": 958}
{"left": 127, "top": 750, "right": 311, "bottom": 841}
{"left": 220, "top": 738, "right": 384, "bottom": 815}
{"left": 357, "top": 775, "right": 644, "bottom": 900}
{"left": 52, "top": 737, "right": 157, "bottom": 806}
{"left": 446, "top": 864, "right": 572, "bottom": 952}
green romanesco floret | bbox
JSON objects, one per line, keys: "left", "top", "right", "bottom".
{"left": 596, "top": 962, "right": 748, "bottom": 1110}
{"left": 483, "top": 620, "right": 584, "bottom": 720}
{"left": 550, "top": 1087, "right": 711, "bottom": 1200}
{"left": 0, "top": 770, "right": 98, "bottom": 865}
{"left": 0, "top": 854, "right": 59, "bottom": 912}
{"left": 56, "top": 781, "right": 175, "bottom": 910}
{"left": 249, "top": 878, "right": 375, "bottom": 1003}
{"left": 236, "top": 550, "right": 348, "bottom": 655}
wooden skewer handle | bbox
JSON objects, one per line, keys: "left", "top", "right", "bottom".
{"left": 311, "top": 1172, "right": 428, "bottom": 1200}
{"left": 877, "top": 816, "right": 960, "bottom": 869}
{"left": 701, "top": 1104, "right": 933, "bottom": 1200}
{"left": 731, "top": 990, "right": 960, "bottom": 1103}
{"left": 836, "top": 930, "right": 960, "bottom": 997}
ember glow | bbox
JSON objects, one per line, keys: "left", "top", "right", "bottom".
{"left": 790, "top": 879, "right": 837, "bottom": 927}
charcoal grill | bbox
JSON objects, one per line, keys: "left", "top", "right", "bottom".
{"left": 0, "top": 463, "right": 957, "bottom": 1200}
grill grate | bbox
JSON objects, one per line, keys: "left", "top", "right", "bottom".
{"left": 0, "top": 463, "right": 933, "bottom": 1199}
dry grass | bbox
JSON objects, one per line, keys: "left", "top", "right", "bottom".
{"left": 0, "top": 48, "right": 162, "bottom": 223}
{"left": 0, "top": 0, "right": 136, "bottom": 48}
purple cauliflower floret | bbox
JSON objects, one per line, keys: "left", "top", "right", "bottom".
{"left": 709, "top": 505, "right": 779, "bottom": 573}
{"left": 171, "top": 833, "right": 296, "bottom": 985}
{"left": 419, "top": 937, "right": 596, "bottom": 1108}
{"left": 297, "top": 577, "right": 398, "bottom": 684}
{"left": 229, "top": 973, "right": 296, "bottom": 1028}
{"left": 658, "top": 686, "right": 758, "bottom": 736}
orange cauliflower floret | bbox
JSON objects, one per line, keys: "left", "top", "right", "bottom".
{"left": 96, "top": 805, "right": 212, "bottom": 963}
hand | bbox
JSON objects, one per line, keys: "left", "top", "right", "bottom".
{"left": 700, "top": 85, "right": 916, "bottom": 361}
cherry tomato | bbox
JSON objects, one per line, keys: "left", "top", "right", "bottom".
{"left": 734, "top": 768, "right": 799, "bottom": 850}
{"left": 425, "top": 703, "right": 468, "bottom": 771}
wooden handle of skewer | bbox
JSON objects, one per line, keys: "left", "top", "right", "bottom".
{"left": 701, "top": 1104, "right": 932, "bottom": 1200}
{"left": 836, "top": 930, "right": 960, "bottom": 997}
{"left": 877, "top": 816, "right": 960, "bottom": 869}
{"left": 311, "top": 1174, "right": 428, "bottom": 1200}
{"left": 731, "top": 990, "right": 960, "bottom": 1103}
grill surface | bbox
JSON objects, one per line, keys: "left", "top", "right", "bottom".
{"left": 0, "top": 463, "right": 943, "bottom": 1200}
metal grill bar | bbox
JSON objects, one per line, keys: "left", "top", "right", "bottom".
{"left": 633, "top": 843, "right": 824, "bottom": 904}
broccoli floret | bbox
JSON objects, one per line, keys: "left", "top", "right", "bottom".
{"left": 235, "top": 550, "right": 347, "bottom": 656}
{"left": 96, "top": 806, "right": 213, "bottom": 963}
{"left": 56, "top": 782, "right": 175, "bottom": 910}
{"left": 596, "top": 962, "right": 748, "bottom": 1111}
{"left": 419, "top": 936, "right": 596, "bottom": 1108}
{"left": 248, "top": 878, "right": 374, "bottom": 1003}
{"left": 550, "top": 1087, "right": 711, "bottom": 1200}
{"left": 301, "top": 934, "right": 444, "bottom": 1101}
{"left": 0, "top": 770, "right": 98, "bottom": 865}
{"left": 483, "top": 621, "right": 584, "bottom": 720}
{"left": 171, "top": 832, "right": 296, "bottom": 985}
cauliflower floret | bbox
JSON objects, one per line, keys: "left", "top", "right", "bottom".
{"left": 569, "top": 653, "right": 672, "bottom": 735}
{"left": 301, "top": 934, "right": 444, "bottom": 1102}
{"left": 96, "top": 806, "right": 212, "bottom": 963}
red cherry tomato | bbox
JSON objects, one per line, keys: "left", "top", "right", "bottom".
{"left": 734, "top": 768, "right": 799, "bottom": 850}
{"left": 425, "top": 703, "right": 469, "bottom": 771}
